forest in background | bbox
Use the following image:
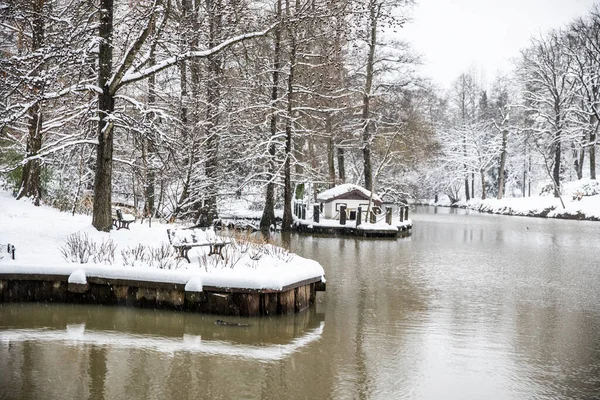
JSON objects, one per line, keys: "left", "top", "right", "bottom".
{"left": 1, "top": 0, "right": 599, "bottom": 231}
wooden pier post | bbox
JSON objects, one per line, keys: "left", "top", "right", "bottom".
{"left": 340, "top": 205, "right": 347, "bottom": 225}
{"left": 357, "top": 206, "right": 362, "bottom": 226}
{"left": 313, "top": 205, "right": 320, "bottom": 223}
{"left": 399, "top": 206, "right": 404, "bottom": 222}
{"left": 386, "top": 207, "right": 392, "bottom": 225}
{"left": 404, "top": 206, "right": 409, "bottom": 220}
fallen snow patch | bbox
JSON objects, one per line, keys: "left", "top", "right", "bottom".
{"left": 68, "top": 269, "right": 87, "bottom": 284}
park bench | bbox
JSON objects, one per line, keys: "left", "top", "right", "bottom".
{"left": 113, "top": 209, "right": 135, "bottom": 230}
{"left": 167, "top": 228, "right": 231, "bottom": 263}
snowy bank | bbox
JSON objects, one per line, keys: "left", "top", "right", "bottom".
{"left": 423, "top": 179, "right": 600, "bottom": 221}
{"left": 0, "top": 190, "right": 325, "bottom": 315}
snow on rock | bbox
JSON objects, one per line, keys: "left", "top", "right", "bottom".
{"left": 316, "top": 184, "right": 381, "bottom": 203}
{"left": 68, "top": 269, "right": 87, "bottom": 284}
{"left": 185, "top": 276, "right": 203, "bottom": 292}
{"left": 0, "top": 190, "right": 325, "bottom": 291}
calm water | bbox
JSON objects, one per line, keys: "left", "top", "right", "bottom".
{"left": 1, "top": 207, "right": 600, "bottom": 399}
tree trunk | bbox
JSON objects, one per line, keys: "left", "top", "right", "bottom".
{"left": 17, "top": 0, "right": 45, "bottom": 206}
{"left": 361, "top": 4, "right": 377, "bottom": 192}
{"left": 337, "top": 147, "right": 346, "bottom": 183}
{"left": 281, "top": 0, "right": 295, "bottom": 232}
{"left": 463, "top": 137, "right": 470, "bottom": 201}
{"left": 172, "top": 0, "right": 196, "bottom": 220}
{"left": 197, "top": 0, "right": 223, "bottom": 227}
{"left": 480, "top": 170, "right": 486, "bottom": 200}
{"left": 92, "top": 0, "right": 115, "bottom": 232}
{"left": 143, "top": 21, "right": 157, "bottom": 217}
{"left": 18, "top": 105, "right": 43, "bottom": 205}
{"left": 327, "top": 135, "right": 335, "bottom": 187}
{"left": 260, "top": 0, "right": 281, "bottom": 232}
{"left": 326, "top": 114, "right": 335, "bottom": 187}
{"left": 590, "top": 114, "right": 597, "bottom": 180}
{"left": 553, "top": 115, "right": 562, "bottom": 197}
{"left": 577, "top": 140, "right": 585, "bottom": 181}
{"left": 497, "top": 129, "right": 507, "bottom": 199}
{"left": 471, "top": 172, "right": 475, "bottom": 199}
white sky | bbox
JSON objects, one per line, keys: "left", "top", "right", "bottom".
{"left": 401, "top": 0, "right": 598, "bottom": 89}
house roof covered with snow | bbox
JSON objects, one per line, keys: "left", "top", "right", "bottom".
{"left": 316, "top": 184, "right": 382, "bottom": 205}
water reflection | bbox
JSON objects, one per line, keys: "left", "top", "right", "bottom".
{"left": 0, "top": 303, "right": 325, "bottom": 353}
{"left": 0, "top": 304, "right": 326, "bottom": 399}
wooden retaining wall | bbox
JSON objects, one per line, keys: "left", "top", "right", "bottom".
{"left": 0, "top": 275, "right": 325, "bottom": 317}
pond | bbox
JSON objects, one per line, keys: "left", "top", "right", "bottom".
{"left": 2, "top": 206, "right": 600, "bottom": 399}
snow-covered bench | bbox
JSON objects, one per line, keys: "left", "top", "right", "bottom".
{"left": 113, "top": 209, "right": 135, "bottom": 230}
{"left": 167, "top": 228, "right": 231, "bottom": 263}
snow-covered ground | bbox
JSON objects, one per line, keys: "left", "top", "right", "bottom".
{"left": 0, "top": 190, "right": 325, "bottom": 290}
{"left": 424, "top": 179, "right": 600, "bottom": 221}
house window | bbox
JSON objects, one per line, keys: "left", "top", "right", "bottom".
{"left": 335, "top": 202, "right": 347, "bottom": 211}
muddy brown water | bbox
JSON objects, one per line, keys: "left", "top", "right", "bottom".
{"left": 1, "top": 206, "right": 600, "bottom": 399}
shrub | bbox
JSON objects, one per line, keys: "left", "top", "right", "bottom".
{"left": 147, "top": 243, "right": 182, "bottom": 270}
{"left": 60, "top": 233, "right": 96, "bottom": 264}
{"left": 93, "top": 237, "right": 117, "bottom": 264}
{"left": 121, "top": 244, "right": 148, "bottom": 266}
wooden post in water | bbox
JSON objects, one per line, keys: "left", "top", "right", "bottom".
{"left": 340, "top": 205, "right": 347, "bottom": 225}
{"left": 386, "top": 207, "right": 392, "bottom": 225}
{"left": 356, "top": 206, "right": 362, "bottom": 226}
{"left": 313, "top": 205, "right": 320, "bottom": 223}
{"left": 399, "top": 205, "right": 404, "bottom": 222}
{"left": 404, "top": 206, "right": 409, "bottom": 220}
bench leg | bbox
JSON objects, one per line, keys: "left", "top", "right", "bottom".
{"left": 209, "top": 245, "right": 225, "bottom": 260}
{"left": 181, "top": 247, "right": 191, "bottom": 263}
{"left": 116, "top": 220, "right": 131, "bottom": 230}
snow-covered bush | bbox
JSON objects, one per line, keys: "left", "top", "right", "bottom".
{"left": 121, "top": 244, "right": 148, "bottom": 266}
{"left": 92, "top": 238, "right": 117, "bottom": 264}
{"left": 538, "top": 181, "right": 555, "bottom": 196}
{"left": 564, "top": 178, "right": 600, "bottom": 197}
{"left": 262, "top": 244, "right": 294, "bottom": 263}
{"left": 60, "top": 233, "right": 97, "bottom": 264}
{"left": 147, "top": 243, "right": 182, "bottom": 270}
{"left": 60, "top": 233, "right": 117, "bottom": 264}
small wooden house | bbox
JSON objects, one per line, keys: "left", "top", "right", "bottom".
{"left": 317, "top": 184, "right": 382, "bottom": 219}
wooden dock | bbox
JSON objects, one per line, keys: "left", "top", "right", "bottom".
{"left": 293, "top": 204, "right": 412, "bottom": 238}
